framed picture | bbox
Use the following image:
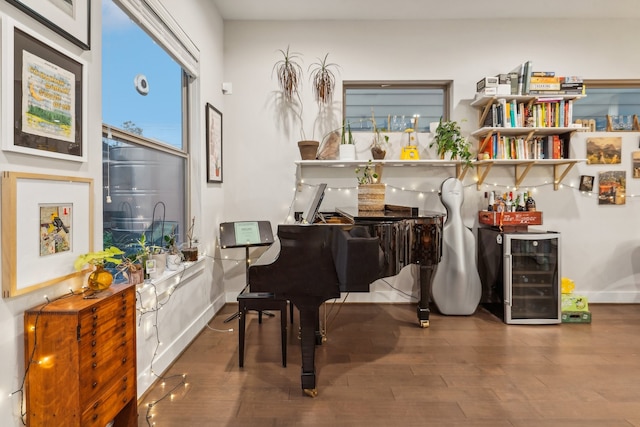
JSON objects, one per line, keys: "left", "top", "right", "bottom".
{"left": 632, "top": 151, "right": 640, "bottom": 178}
{"left": 206, "top": 103, "right": 223, "bottom": 183}
{"left": 586, "top": 137, "right": 622, "bottom": 165}
{"left": 5, "top": 0, "right": 91, "bottom": 50}
{"left": 579, "top": 175, "right": 594, "bottom": 192}
{"left": 598, "top": 171, "right": 626, "bottom": 206}
{"left": 1, "top": 172, "right": 93, "bottom": 298}
{"left": 1, "top": 19, "right": 87, "bottom": 161}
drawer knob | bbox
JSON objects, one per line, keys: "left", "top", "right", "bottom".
{"left": 92, "top": 381, "right": 98, "bottom": 388}
{"left": 92, "top": 352, "right": 97, "bottom": 358}
{"left": 93, "top": 414, "right": 98, "bottom": 420}
{"left": 122, "top": 357, "right": 127, "bottom": 364}
{"left": 91, "top": 340, "right": 97, "bottom": 347}
{"left": 92, "top": 330, "right": 97, "bottom": 336}
{"left": 91, "top": 307, "right": 97, "bottom": 313}
{"left": 93, "top": 402, "right": 99, "bottom": 409}
{"left": 92, "top": 362, "right": 97, "bottom": 368}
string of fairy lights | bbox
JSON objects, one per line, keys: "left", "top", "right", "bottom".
{"left": 136, "top": 263, "right": 197, "bottom": 426}
{"left": 291, "top": 175, "right": 640, "bottom": 214}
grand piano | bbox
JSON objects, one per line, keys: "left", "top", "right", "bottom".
{"left": 248, "top": 206, "right": 444, "bottom": 397}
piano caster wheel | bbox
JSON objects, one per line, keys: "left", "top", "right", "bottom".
{"left": 419, "top": 320, "right": 430, "bottom": 328}
{"left": 303, "top": 388, "right": 318, "bottom": 398}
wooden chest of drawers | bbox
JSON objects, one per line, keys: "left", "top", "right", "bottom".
{"left": 24, "top": 283, "right": 137, "bottom": 426}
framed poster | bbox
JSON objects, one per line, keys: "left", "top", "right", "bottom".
{"left": 1, "top": 172, "right": 93, "bottom": 298}
{"left": 206, "top": 102, "right": 223, "bottom": 183}
{"left": 1, "top": 19, "right": 87, "bottom": 161}
{"left": 5, "top": 0, "right": 91, "bottom": 50}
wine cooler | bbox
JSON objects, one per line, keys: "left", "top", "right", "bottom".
{"left": 477, "top": 227, "right": 561, "bottom": 324}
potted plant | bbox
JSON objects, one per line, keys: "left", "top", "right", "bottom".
{"left": 115, "top": 256, "right": 144, "bottom": 285}
{"left": 355, "top": 160, "right": 385, "bottom": 211}
{"left": 164, "top": 229, "right": 183, "bottom": 270}
{"left": 273, "top": 46, "right": 318, "bottom": 160}
{"left": 74, "top": 246, "right": 124, "bottom": 291}
{"left": 182, "top": 216, "right": 198, "bottom": 262}
{"left": 308, "top": 53, "right": 339, "bottom": 107}
{"left": 273, "top": 45, "right": 303, "bottom": 103}
{"left": 429, "top": 118, "right": 474, "bottom": 168}
{"left": 369, "top": 112, "right": 389, "bottom": 159}
{"left": 339, "top": 121, "right": 356, "bottom": 160}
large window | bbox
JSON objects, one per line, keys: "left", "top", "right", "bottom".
{"left": 572, "top": 80, "right": 640, "bottom": 131}
{"left": 343, "top": 80, "right": 452, "bottom": 132}
{"left": 102, "top": 0, "right": 188, "bottom": 255}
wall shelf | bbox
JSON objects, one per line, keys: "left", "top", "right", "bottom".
{"left": 474, "top": 158, "right": 587, "bottom": 190}
{"left": 295, "top": 159, "right": 470, "bottom": 186}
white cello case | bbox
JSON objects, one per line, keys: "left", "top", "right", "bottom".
{"left": 431, "top": 177, "right": 482, "bottom": 315}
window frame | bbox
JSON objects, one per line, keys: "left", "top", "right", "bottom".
{"left": 342, "top": 80, "right": 453, "bottom": 132}
{"left": 574, "top": 79, "right": 640, "bottom": 131}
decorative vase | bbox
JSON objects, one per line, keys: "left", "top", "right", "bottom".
{"left": 149, "top": 253, "right": 167, "bottom": 279}
{"left": 88, "top": 265, "right": 114, "bottom": 291}
{"left": 182, "top": 247, "right": 198, "bottom": 262}
{"left": 371, "top": 146, "right": 386, "bottom": 159}
{"left": 339, "top": 144, "right": 356, "bottom": 160}
{"left": 298, "top": 140, "right": 319, "bottom": 160}
{"left": 166, "top": 253, "right": 182, "bottom": 270}
{"left": 358, "top": 183, "right": 385, "bottom": 211}
{"left": 127, "top": 265, "right": 144, "bottom": 285}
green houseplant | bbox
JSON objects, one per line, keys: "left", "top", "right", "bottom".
{"left": 355, "top": 160, "right": 385, "bottom": 211}
{"left": 429, "top": 118, "right": 474, "bottom": 168}
{"left": 74, "top": 247, "right": 124, "bottom": 291}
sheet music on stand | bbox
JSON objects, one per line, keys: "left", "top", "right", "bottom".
{"left": 220, "top": 221, "right": 275, "bottom": 322}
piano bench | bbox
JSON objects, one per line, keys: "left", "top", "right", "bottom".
{"left": 237, "top": 292, "right": 287, "bottom": 368}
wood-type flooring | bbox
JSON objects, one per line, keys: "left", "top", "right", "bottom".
{"left": 138, "top": 303, "right": 640, "bottom": 426}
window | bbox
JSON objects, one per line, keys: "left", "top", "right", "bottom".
{"left": 572, "top": 80, "right": 640, "bottom": 131}
{"left": 343, "top": 80, "right": 452, "bottom": 132}
{"left": 102, "top": 0, "right": 189, "bottom": 255}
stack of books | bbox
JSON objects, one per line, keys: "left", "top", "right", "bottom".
{"left": 528, "top": 73, "right": 584, "bottom": 95}
{"left": 476, "top": 64, "right": 584, "bottom": 96}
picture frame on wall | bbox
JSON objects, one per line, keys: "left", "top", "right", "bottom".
{"left": 5, "top": 0, "right": 91, "bottom": 50}
{"left": 1, "top": 172, "right": 93, "bottom": 298}
{"left": 579, "top": 175, "right": 594, "bottom": 192}
{"left": 206, "top": 102, "right": 223, "bottom": 183}
{"left": 1, "top": 19, "right": 87, "bottom": 162}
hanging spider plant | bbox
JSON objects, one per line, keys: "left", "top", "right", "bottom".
{"left": 272, "top": 46, "right": 303, "bottom": 103}
{"left": 309, "top": 53, "right": 339, "bottom": 106}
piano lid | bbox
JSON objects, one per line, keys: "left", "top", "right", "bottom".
{"left": 336, "top": 205, "right": 444, "bottom": 222}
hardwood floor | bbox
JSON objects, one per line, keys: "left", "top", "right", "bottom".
{"left": 138, "top": 303, "right": 640, "bottom": 426}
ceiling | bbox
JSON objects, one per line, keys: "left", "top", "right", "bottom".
{"left": 211, "top": 0, "right": 640, "bottom": 20}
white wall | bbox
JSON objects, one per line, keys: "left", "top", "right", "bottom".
{"left": 0, "top": 1, "right": 227, "bottom": 425}
{"left": 220, "top": 18, "right": 640, "bottom": 303}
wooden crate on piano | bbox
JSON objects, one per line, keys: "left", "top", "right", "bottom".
{"left": 478, "top": 210, "right": 542, "bottom": 232}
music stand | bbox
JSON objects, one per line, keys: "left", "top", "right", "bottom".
{"left": 219, "top": 221, "right": 275, "bottom": 323}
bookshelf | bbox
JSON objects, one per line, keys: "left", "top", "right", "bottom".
{"left": 470, "top": 94, "right": 588, "bottom": 190}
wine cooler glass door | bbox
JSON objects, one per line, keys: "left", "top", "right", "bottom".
{"left": 504, "top": 233, "right": 561, "bottom": 324}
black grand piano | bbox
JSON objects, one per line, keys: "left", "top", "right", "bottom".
{"left": 248, "top": 206, "right": 444, "bottom": 397}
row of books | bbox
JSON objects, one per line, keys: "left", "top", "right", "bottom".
{"left": 481, "top": 134, "right": 567, "bottom": 160}
{"left": 476, "top": 62, "right": 584, "bottom": 96}
{"left": 482, "top": 98, "right": 575, "bottom": 128}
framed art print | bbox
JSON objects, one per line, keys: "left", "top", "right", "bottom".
{"left": 5, "top": 0, "right": 91, "bottom": 50}
{"left": 1, "top": 172, "right": 93, "bottom": 298}
{"left": 1, "top": 18, "right": 87, "bottom": 162}
{"left": 206, "top": 102, "right": 223, "bottom": 183}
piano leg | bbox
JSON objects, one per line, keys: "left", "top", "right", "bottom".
{"left": 417, "top": 264, "right": 437, "bottom": 328}
{"left": 297, "top": 300, "right": 320, "bottom": 397}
